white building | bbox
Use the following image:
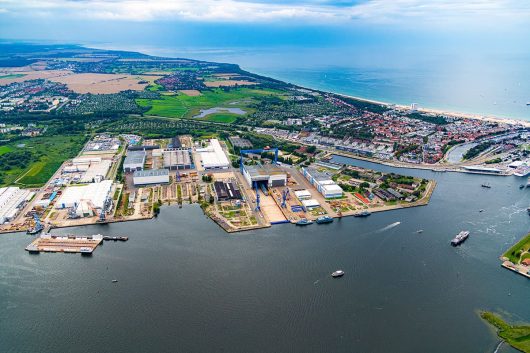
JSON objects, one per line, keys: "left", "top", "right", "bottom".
{"left": 55, "top": 180, "right": 112, "bottom": 217}
{"left": 80, "top": 160, "right": 112, "bottom": 183}
{"left": 294, "top": 189, "right": 312, "bottom": 200}
{"left": 197, "top": 139, "right": 230, "bottom": 170}
{"left": 0, "top": 187, "right": 31, "bottom": 224}
{"left": 133, "top": 169, "right": 169, "bottom": 186}
{"left": 301, "top": 167, "right": 343, "bottom": 199}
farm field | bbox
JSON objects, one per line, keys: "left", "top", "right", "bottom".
{"left": 136, "top": 87, "right": 287, "bottom": 121}
{"left": 0, "top": 135, "right": 86, "bottom": 187}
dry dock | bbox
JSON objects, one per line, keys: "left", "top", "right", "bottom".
{"left": 25, "top": 234, "right": 103, "bottom": 254}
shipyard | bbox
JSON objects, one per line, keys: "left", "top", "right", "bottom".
{"left": 0, "top": 131, "right": 437, "bottom": 236}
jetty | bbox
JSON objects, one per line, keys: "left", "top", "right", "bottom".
{"left": 25, "top": 233, "right": 104, "bottom": 254}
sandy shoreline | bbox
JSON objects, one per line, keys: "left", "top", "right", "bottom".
{"left": 334, "top": 92, "right": 530, "bottom": 128}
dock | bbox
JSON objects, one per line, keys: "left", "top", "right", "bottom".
{"left": 25, "top": 233, "right": 103, "bottom": 254}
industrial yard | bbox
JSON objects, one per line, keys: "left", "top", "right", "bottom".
{"left": 0, "top": 132, "right": 436, "bottom": 235}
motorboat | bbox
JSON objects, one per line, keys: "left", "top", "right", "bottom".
{"left": 331, "top": 270, "right": 345, "bottom": 278}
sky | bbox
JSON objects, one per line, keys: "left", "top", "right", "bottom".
{"left": 0, "top": 0, "right": 529, "bottom": 52}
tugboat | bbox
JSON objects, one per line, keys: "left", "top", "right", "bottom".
{"left": 316, "top": 215, "right": 334, "bottom": 224}
{"left": 331, "top": 270, "right": 345, "bottom": 278}
{"left": 451, "top": 231, "right": 470, "bottom": 246}
{"left": 296, "top": 218, "right": 313, "bottom": 226}
{"left": 354, "top": 211, "right": 371, "bottom": 217}
{"left": 481, "top": 183, "right": 491, "bottom": 189}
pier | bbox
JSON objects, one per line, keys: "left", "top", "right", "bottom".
{"left": 25, "top": 234, "right": 104, "bottom": 254}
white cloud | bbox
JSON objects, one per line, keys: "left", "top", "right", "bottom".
{"left": 0, "top": 0, "right": 529, "bottom": 24}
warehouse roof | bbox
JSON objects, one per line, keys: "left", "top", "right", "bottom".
{"left": 133, "top": 169, "right": 169, "bottom": 177}
{"left": 124, "top": 151, "right": 146, "bottom": 165}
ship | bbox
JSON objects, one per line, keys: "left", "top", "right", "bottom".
{"left": 331, "top": 270, "right": 345, "bottom": 278}
{"left": 354, "top": 211, "right": 371, "bottom": 217}
{"left": 451, "top": 231, "right": 470, "bottom": 246}
{"left": 296, "top": 218, "right": 313, "bottom": 226}
{"left": 481, "top": 183, "right": 491, "bottom": 188}
{"left": 316, "top": 215, "right": 334, "bottom": 224}
{"left": 513, "top": 164, "right": 530, "bottom": 177}
{"left": 26, "top": 223, "right": 44, "bottom": 235}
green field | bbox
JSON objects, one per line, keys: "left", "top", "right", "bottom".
{"left": 481, "top": 312, "right": 530, "bottom": 352}
{"left": 0, "top": 135, "right": 86, "bottom": 187}
{"left": 0, "top": 73, "right": 26, "bottom": 79}
{"left": 0, "top": 145, "right": 13, "bottom": 156}
{"left": 137, "top": 87, "right": 286, "bottom": 121}
{"left": 503, "top": 233, "right": 530, "bottom": 264}
{"left": 204, "top": 113, "right": 239, "bottom": 123}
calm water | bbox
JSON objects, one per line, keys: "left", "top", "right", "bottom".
{"left": 1, "top": 158, "right": 529, "bottom": 353}
{"left": 130, "top": 45, "right": 530, "bottom": 121}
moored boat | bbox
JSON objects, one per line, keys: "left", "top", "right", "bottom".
{"left": 316, "top": 215, "right": 333, "bottom": 224}
{"left": 354, "top": 211, "right": 371, "bottom": 217}
{"left": 296, "top": 218, "right": 313, "bottom": 226}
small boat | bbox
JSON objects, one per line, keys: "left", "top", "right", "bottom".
{"left": 316, "top": 215, "right": 333, "bottom": 224}
{"left": 520, "top": 185, "right": 525, "bottom": 189}
{"left": 112, "top": 279, "right": 118, "bottom": 283}
{"left": 527, "top": 207, "right": 530, "bottom": 215}
{"left": 354, "top": 211, "right": 371, "bottom": 217}
{"left": 296, "top": 218, "right": 313, "bottom": 226}
{"left": 481, "top": 183, "right": 491, "bottom": 189}
{"left": 479, "top": 209, "right": 484, "bottom": 212}
{"left": 416, "top": 229, "right": 423, "bottom": 234}
{"left": 331, "top": 270, "right": 345, "bottom": 278}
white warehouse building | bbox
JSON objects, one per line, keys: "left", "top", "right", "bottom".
{"left": 197, "top": 139, "right": 230, "bottom": 170}
{"left": 301, "top": 166, "right": 343, "bottom": 199}
{"left": 0, "top": 187, "right": 32, "bottom": 224}
{"left": 133, "top": 169, "right": 169, "bottom": 186}
{"left": 54, "top": 180, "right": 113, "bottom": 217}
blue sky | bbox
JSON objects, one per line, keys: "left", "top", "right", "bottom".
{"left": 0, "top": 0, "right": 529, "bottom": 52}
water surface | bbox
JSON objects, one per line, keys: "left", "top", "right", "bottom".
{"left": 1, "top": 158, "right": 529, "bottom": 352}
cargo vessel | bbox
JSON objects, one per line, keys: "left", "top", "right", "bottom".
{"left": 451, "top": 231, "right": 470, "bottom": 246}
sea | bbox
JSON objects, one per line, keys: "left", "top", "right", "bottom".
{"left": 1, "top": 156, "right": 529, "bottom": 353}
{"left": 118, "top": 45, "right": 530, "bottom": 122}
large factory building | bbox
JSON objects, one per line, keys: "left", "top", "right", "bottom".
{"left": 242, "top": 164, "right": 287, "bottom": 188}
{"left": 123, "top": 150, "right": 146, "bottom": 172}
{"left": 301, "top": 167, "right": 343, "bottom": 199}
{"left": 197, "top": 139, "right": 230, "bottom": 170}
{"left": 133, "top": 169, "right": 169, "bottom": 186}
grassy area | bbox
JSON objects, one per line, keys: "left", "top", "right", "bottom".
{"left": 205, "top": 113, "right": 239, "bottom": 123}
{"left": 0, "top": 73, "right": 25, "bottom": 79}
{"left": 481, "top": 312, "right": 530, "bottom": 352}
{"left": 503, "top": 233, "right": 530, "bottom": 264}
{"left": 0, "top": 145, "right": 13, "bottom": 156}
{"left": 0, "top": 135, "right": 86, "bottom": 187}
{"left": 136, "top": 87, "right": 285, "bottom": 121}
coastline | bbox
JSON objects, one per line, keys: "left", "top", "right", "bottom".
{"left": 334, "top": 92, "right": 530, "bottom": 128}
